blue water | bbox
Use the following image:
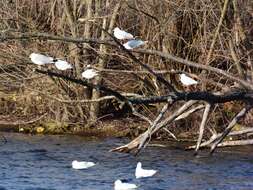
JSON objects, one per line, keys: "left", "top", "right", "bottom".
{"left": 0, "top": 133, "right": 253, "bottom": 190}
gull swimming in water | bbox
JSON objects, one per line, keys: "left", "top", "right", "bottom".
{"left": 179, "top": 73, "right": 198, "bottom": 86}
{"left": 29, "top": 53, "right": 54, "bottom": 65}
{"left": 113, "top": 27, "right": 134, "bottom": 40}
{"left": 72, "top": 160, "right": 96, "bottom": 169}
{"left": 135, "top": 162, "right": 157, "bottom": 179}
{"left": 54, "top": 60, "right": 72, "bottom": 70}
{"left": 123, "top": 40, "right": 147, "bottom": 50}
{"left": 82, "top": 65, "right": 98, "bottom": 79}
{"left": 114, "top": 180, "right": 138, "bottom": 190}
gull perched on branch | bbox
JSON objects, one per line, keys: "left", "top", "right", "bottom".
{"left": 54, "top": 60, "right": 72, "bottom": 70}
{"left": 82, "top": 65, "right": 98, "bottom": 79}
{"left": 123, "top": 40, "right": 147, "bottom": 50}
{"left": 72, "top": 160, "right": 95, "bottom": 170}
{"left": 179, "top": 73, "right": 198, "bottom": 86}
{"left": 29, "top": 53, "right": 55, "bottom": 65}
{"left": 135, "top": 162, "right": 157, "bottom": 179}
{"left": 30, "top": 53, "right": 72, "bottom": 71}
{"left": 113, "top": 27, "right": 134, "bottom": 40}
{"left": 114, "top": 180, "right": 138, "bottom": 190}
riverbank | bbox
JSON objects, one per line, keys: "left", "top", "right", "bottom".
{"left": 0, "top": 117, "right": 199, "bottom": 148}
{"left": 0, "top": 116, "right": 151, "bottom": 137}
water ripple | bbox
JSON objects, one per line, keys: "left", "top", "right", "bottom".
{"left": 1, "top": 133, "right": 253, "bottom": 190}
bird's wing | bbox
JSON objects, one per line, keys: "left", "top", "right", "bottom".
{"left": 39, "top": 54, "right": 54, "bottom": 62}
{"left": 121, "top": 30, "right": 133, "bottom": 38}
{"left": 128, "top": 40, "right": 144, "bottom": 48}
{"left": 123, "top": 183, "right": 137, "bottom": 189}
{"left": 123, "top": 42, "right": 132, "bottom": 49}
{"left": 187, "top": 77, "right": 198, "bottom": 83}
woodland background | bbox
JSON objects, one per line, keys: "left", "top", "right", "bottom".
{"left": 0, "top": 0, "right": 253, "bottom": 151}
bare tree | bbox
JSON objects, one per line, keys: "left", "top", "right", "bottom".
{"left": 0, "top": 0, "right": 253, "bottom": 155}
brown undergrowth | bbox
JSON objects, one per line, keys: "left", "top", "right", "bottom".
{"left": 0, "top": 0, "right": 253, "bottom": 143}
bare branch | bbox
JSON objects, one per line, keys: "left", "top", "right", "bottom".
{"left": 1, "top": 31, "right": 251, "bottom": 89}
{"left": 110, "top": 101, "right": 196, "bottom": 153}
{"left": 210, "top": 104, "right": 253, "bottom": 154}
{"left": 205, "top": 0, "right": 230, "bottom": 65}
{"left": 98, "top": 27, "right": 178, "bottom": 93}
{"left": 175, "top": 104, "right": 205, "bottom": 121}
{"left": 134, "top": 49, "right": 253, "bottom": 89}
{"left": 195, "top": 103, "right": 211, "bottom": 153}
{"left": 0, "top": 32, "right": 113, "bottom": 45}
{"left": 229, "top": 39, "right": 244, "bottom": 79}
{"left": 163, "top": 128, "right": 178, "bottom": 140}
{"left": 218, "top": 139, "right": 253, "bottom": 147}
{"left": 137, "top": 102, "right": 170, "bottom": 152}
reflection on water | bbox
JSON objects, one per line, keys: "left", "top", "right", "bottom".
{"left": 0, "top": 133, "right": 253, "bottom": 190}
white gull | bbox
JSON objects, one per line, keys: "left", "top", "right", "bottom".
{"left": 54, "top": 60, "right": 72, "bottom": 70}
{"left": 114, "top": 180, "right": 138, "bottom": 190}
{"left": 82, "top": 65, "right": 98, "bottom": 79}
{"left": 72, "top": 160, "right": 95, "bottom": 169}
{"left": 179, "top": 73, "right": 198, "bottom": 86}
{"left": 29, "top": 53, "right": 54, "bottom": 65}
{"left": 113, "top": 27, "right": 134, "bottom": 40}
{"left": 123, "top": 40, "right": 147, "bottom": 50}
{"left": 135, "top": 162, "right": 157, "bottom": 179}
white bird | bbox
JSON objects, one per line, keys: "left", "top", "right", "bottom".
{"left": 114, "top": 180, "right": 138, "bottom": 190}
{"left": 135, "top": 162, "right": 157, "bottom": 179}
{"left": 113, "top": 27, "right": 134, "bottom": 40}
{"left": 72, "top": 160, "right": 96, "bottom": 169}
{"left": 82, "top": 65, "right": 98, "bottom": 79}
{"left": 179, "top": 73, "right": 198, "bottom": 86}
{"left": 54, "top": 60, "right": 72, "bottom": 70}
{"left": 29, "top": 53, "right": 54, "bottom": 65}
{"left": 123, "top": 40, "right": 147, "bottom": 50}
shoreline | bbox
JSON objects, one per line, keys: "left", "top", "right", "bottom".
{"left": 0, "top": 118, "right": 149, "bottom": 138}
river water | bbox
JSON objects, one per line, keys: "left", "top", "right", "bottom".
{"left": 0, "top": 133, "right": 253, "bottom": 190}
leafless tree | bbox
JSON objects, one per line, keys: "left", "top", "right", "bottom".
{"left": 0, "top": 0, "right": 253, "bottom": 155}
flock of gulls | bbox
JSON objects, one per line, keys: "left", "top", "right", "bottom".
{"left": 71, "top": 160, "right": 157, "bottom": 189}
{"left": 113, "top": 27, "right": 147, "bottom": 50}
{"left": 29, "top": 26, "right": 198, "bottom": 86}
{"left": 28, "top": 27, "right": 200, "bottom": 189}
